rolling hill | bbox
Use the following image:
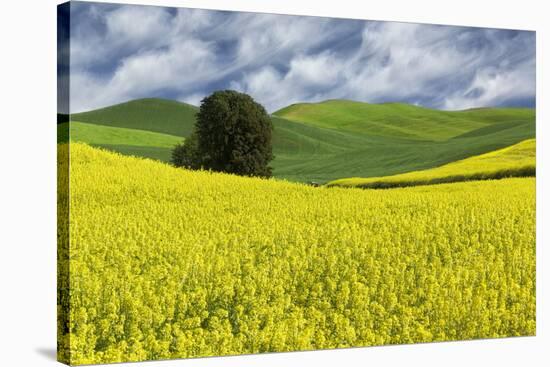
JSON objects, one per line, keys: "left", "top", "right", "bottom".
{"left": 71, "top": 98, "right": 198, "bottom": 137}
{"left": 271, "top": 99, "right": 535, "bottom": 182}
{"left": 273, "top": 99, "right": 535, "bottom": 141}
{"left": 63, "top": 98, "right": 536, "bottom": 183}
{"left": 271, "top": 116, "right": 534, "bottom": 183}
{"left": 327, "top": 139, "right": 535, "bottom": 189}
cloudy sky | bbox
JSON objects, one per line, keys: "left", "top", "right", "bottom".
{"left": 60, "top": 1, "right": 535, "bottom": 113}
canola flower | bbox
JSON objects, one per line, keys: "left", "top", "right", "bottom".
{"left": 58, "top": 143, "right": 536, "bottom": 365}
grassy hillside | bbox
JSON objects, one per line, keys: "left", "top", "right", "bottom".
{"left": 67, "top": 98, "right": 535, "bottom": 183}
{"left": 274, "top": 100, "right": 535, "bottom": 141}
{"left": 328, "top": 139, "right": 535, "bottom": 188}
{"left": 271, "top": 100, "right": 534, "bottom": 182}
{"left": 272, "top": 115, "right": 534, "bottom": 183}
{"left": 72, "top": 98, "right": 198, "bottom": 137}
{"left": 59, "top": 143, "right": 535, "bottom": 365}
{"left": 58, "top": 121, "right": 183, "bottom": 162}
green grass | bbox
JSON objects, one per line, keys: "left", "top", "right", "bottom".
{"left": 58, "top": 121, "right": 183, "bottom": 162}
{"left": 270, "top": 100, "right": 535, "bottom": 182}
{"left": 71, "top": 98, "right": 198, "bottom": 137}
{"left": 68, "top": 98, "right": 535, "bottom": 183}
{"left": 271, "top": 115, "right": 534, "bottom": 183}
{"left": 327, "top": 139, "right": 535, "bottom": 189}
{"left": 274, "top": 100, "right": 534, "bottom": 141}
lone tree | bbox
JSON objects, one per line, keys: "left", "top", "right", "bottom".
{"left": 174, "top": 90, "right": 274, "bottom": 177}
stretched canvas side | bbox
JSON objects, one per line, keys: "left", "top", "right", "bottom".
{"left": 57, "top": 2, "right": 71, "bottom": 365}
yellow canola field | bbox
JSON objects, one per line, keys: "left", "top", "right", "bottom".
{"left": 58, "top": 143, "right": 536, "bottom": 365}
{"left": 328, "top": 139, "right": 535, "bottom": 188}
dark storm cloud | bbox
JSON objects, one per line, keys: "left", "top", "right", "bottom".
{"left": 67, "top": 1, "right": 536, "bottom": 113}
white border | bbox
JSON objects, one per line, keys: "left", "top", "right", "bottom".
{"left": 0, "top": 0, "right": 546, "bottom": 366}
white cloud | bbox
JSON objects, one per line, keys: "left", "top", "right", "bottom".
{"left": 179, "top": 92, "right": 205, "bottom": 106}
{"left": 230, "top": 66, "right": 288, "bottom": 109}
{"left": 71, "top": 38, "right": 216, "bottom": 111}
{"left": 68, "top": 3, "right": 535, "bottom": 113}
{"left": 111, "top": 39, "right": 215, "bottom": 92}
{"left": 69, "top": 72, "right": 109, "bottom": 113}
{"left": 233, "top": 14, "right": 332, "bottom": 63}
{"left": 232, "top": 22, "right": 535, "bottom": 111}
{"left": 232, "top": 53, "right": 346, "bottom": 111}
{"left": 344, "top": 23, "right": 470, "bottom": 101}
{"left": 443, "top": 59, "right": 536, "bottom": 110}
{"left": 105, "top": 6, "right": 173, "bottom": 47}
{"left": 70, "top": 5, "right": 174, "bottom": 70}
{"left": 286, "top": 53, "right": 342, "bottom": 87}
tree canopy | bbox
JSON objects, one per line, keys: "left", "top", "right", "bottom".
{"left": 172, "top": 90, "right": 273, "bottom": 178}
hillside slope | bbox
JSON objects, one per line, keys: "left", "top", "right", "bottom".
{"left": 68, "top": 98, "right": 536, "bottom": 183}
{"left": 274, "top": 99, "right": 535, "bottom": 141}
{"left": 271, "top": 115, "right": 534, "bottom": 182}
{"left": 328, "top": 139, "right": 535, "bottom": 188}
{"left": 72, "top": 98, "right": 198, "bottom": 137}
{"left": 272, "top": 100, "right": 534, "bottom": 182}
